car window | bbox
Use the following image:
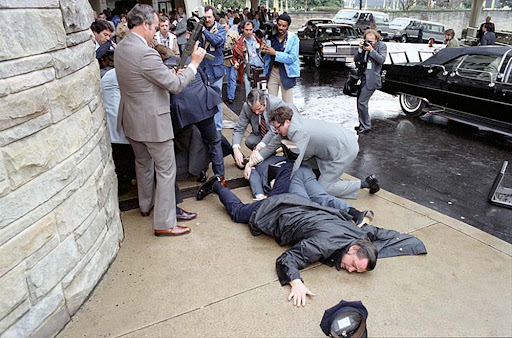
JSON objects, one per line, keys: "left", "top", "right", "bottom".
{"left": 456, "top": 54, "right": 503, "bottom": 82}
{"left": 317, "top": 27, "right": 344, "bottom": 39}
{"left": 342, "top": 27, "right": 358, "bottom": 38}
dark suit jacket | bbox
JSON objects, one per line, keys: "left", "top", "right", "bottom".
{"left": 169, "top": 65, "right": 222, "bottom": 129}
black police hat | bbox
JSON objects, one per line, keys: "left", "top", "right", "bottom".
{"left": 320, "top": 300, "right": 368, "bottom": 338}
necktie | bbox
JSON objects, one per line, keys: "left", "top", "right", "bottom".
{"left": 260, "top": 116, "right": 267, "bottom": 137}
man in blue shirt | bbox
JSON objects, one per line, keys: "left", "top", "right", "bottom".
{"left": 261, "top": 13, "right": 299, "bottom": 104}
{"left": 199, "top": 5, "right": 226, "bottom": 131}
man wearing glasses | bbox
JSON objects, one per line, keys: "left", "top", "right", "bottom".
{"left": 247, "top": 106, "right": 380, "bottom": 199}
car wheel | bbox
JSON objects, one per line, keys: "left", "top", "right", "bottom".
{"left": 400, "top": 34, "right": 407, "bottom": 43}
{"left": 399, "top": 94, "right": 427, "bottom": 117}
{"left": 314, "top": 51, "right": 322, "bottom": 68}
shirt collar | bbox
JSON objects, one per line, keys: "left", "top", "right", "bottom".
{"left": 132, "top": 32, "right": 148, "bottom": 46}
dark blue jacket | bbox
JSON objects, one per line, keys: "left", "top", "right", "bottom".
{"left": 199, "top": 22, "right": 226, "bottom": 83}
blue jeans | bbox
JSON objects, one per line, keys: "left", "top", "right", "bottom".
{"left": 224, "top": 65, "right": 236, "bottom": 100}
{"left": 212, "top": 77, "right": 224, "bottom": 131}
{"left": 249, "top": 156, "right": 286, "bottom": 198}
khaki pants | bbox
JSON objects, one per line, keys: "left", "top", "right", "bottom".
{"left": 268, "top": 67, "right": 294, "bottom": 104}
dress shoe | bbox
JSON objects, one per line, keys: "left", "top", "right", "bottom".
{"left": 154, "top": 225, "right": 191, "bottom": 237}
{"left": 357, "top": 128, "right": 371, "bottom": 135}
{"left": 140, "top": 206, "right": 154, "bottom": 217}
{"left": 220, "top": 176, "right": 228, "bottom": 188}
{"left": 365, "top": 174, "right": 380, "bottom": 194}
{"left": 354, "top": 125, "right": 361, "bottom": 131}
{"left": 196, "top": 175, "right": 221, "bottom": 200}
{"left": 176, "top": 208, "right": 197, "bottom": 221}
{"left": 355, "top": 210, "right": 374, "bottom": 228}
{"left": 228, "top": 99, "right": 234, "bottom": 104}
{"left": 196, "top": 170, "right": 207, "bottom": 183}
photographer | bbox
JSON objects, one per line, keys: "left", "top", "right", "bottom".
{"left": 233, "top": 20, "right": 265, "bottom": 98}
{"left": 354, "top": 29, "right": 387, "bottom": 135}
{"left": 260, "top": 13, "right": 299, "bottom": 104}
{"left": 197, "top": 5, "right": 226, "bottom": 131}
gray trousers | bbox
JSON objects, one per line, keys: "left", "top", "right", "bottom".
{"left": 289, "top": 166, "right": 352, "bottom": 212}
{"left": 313, "top": 131, "right": 361, "bottom": 199}
{"left": 128, "top": 138, "right": 177, "bottom": 230}
{"left": 245, "top": 133, "right": 262, "bottom": 150}
{"left": 357, "top": 80, "right": 376, "bottom": 132}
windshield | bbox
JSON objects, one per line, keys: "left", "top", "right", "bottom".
{"left": 317, "top": 26, "right": 357, "bottom": 40}
{"left": 335, "top": 10, "right": 358, "bottom": 20}
{"left": 389, "top": 18, "right": 411, "bottom": 29}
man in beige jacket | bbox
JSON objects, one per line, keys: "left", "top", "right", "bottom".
{"left": 115, "top": 4, "right": 206, "bottom": 236}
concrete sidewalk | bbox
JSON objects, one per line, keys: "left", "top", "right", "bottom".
{"left": 59, "top": 105, "right": 512, "bottom": 337}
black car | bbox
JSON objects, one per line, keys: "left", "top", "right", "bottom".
{"left": 380, "top": 46, "right": 512, "bottom": 136}
{"left": 299, "top": 24, "right": 360, "bottom": 68}
{"left": 297, "top": 18, "right": 333, "bottom": 39}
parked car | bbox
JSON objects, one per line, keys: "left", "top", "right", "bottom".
{"left": 299, "top": 23, "right": 360, "bottom": 68}
{"left": 297, "top": 18, "right": 334, "bottom": 38}
{"left": 389, "top": 18, "right": 445, "bottom": 43}
{"left": 333, "top": 9, "right": 391, "bottom": 40}
{"left": 380, "top": 46, "right": 512, "bottom": 136}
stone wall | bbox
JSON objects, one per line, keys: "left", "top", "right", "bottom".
{"left": 0, "top": 0, "right": 124, "bottom": 337}
{"left": 289, "top": 9, "right": 512, "bottom": 37}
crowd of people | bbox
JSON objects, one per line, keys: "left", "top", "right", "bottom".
{"left": 93, "top": 4, "right": 427, "bottom": 306}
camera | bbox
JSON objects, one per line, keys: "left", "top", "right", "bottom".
{"left": 256, "top": 22, "right": 278, "bottom": 40}
{"left": 363, "top": 40, "right": 371, "bottom": 47}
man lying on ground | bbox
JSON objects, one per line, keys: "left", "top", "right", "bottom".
{"left": 196, "top": 163, "right": 427, "bottom": 307}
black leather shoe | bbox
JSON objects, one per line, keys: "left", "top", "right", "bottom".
{"left": 196, "top": 170, "right": 207, "bottom": 183}
{"left": 196, "top": 175, "right": 221, "bottom": 200}
{"left": 227, "top": 99, "right": 234, "bottom": 104}
{"left": 355, "top": 210, "right": 374, "bottom": 228}
{"left": 176, "top": 208, "right": 197, "bottom": 221}
{"left": 140, "top": 206, "right": 154, "bottom": 217}
{"left": 365, "top": 174, "right": 380, "bottom": 194}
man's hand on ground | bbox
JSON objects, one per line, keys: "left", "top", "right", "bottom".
{"left": 233, "top": 148, "right": 244, "bottom": 167}
{"left": 288, "top": 279, "right": 315, "bottom": 307}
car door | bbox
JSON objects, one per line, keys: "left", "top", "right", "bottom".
{"left": 444, "top": 54, "right": 501, "bottom": 119}
{"left": 299, "top": 25, "right": 317, "bottom": 56}
{"left": 492, "top": 52, "right": 512, "bottom": 126}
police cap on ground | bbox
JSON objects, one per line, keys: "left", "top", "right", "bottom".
{"left": 320, "top": 300, "right": 368, "bottom": 338}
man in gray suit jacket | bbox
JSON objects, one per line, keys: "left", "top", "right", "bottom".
{"left": 248, "top": 106, "right": 380, "bottom": 199}
{"left": 115, "top": 4, "right": 206, "bottom": 236}
{"left": 354, "top": 30, "right": 387, "bottom": 134}
{"left": 232, "top": 89, "right": 298, "bottom": 168}
{"left": 174, "top": 12, "right": 188, "bottom": 55}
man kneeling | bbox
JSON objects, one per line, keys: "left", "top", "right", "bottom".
{"left": 197, "top": 164, "right": 426, "bottom": 307}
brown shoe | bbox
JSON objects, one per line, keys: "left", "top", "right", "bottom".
{"left": 154, "top": 225, "right": 191, "bottom": 237}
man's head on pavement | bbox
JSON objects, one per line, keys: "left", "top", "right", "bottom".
{"left": 128, "top": 4, "right": 159, "bottom": 44}
{"left": 242, "top": 20, "right": 254, "bottom": 39}
{"left": 270, "top": 106, "right": 293, "bottom": 137}
{"left": 204, "top": 6, "right": 216, "bottom": 28}
{"left": 339, "top": 239, "right": 377, "bottom": 273}
{"left": 91, "top": 19, "right": 113, "bottom": 46}
{"left": 159, "top": 15, "right": 170, "bottom": 37}
{"left": 276, "top": 13, "right": 291, "bottom": 37}
{"left": 247, "top": 89, "right": 267, "bottom": 115}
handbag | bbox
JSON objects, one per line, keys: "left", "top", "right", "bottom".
{"left": 343, "top": 69, "right": 362, "bottom": 97}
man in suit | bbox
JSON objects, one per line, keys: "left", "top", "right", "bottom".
{"left": 354, "top": 29, "right": 387, "bottom": 134}
{"left": 232, "top": 89, "right": 298, "bottom": 168}
{"left": 480, "top": 23, "right": 496, "bottom": 46}
{"left": 115, "top": 4, "right": 206, "bottom": 237}
{"left": 247, "top": 106, "right": 380, "bottom": 199}
{"left": 174, "top": 10, "right": 187, "bottom": 55}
